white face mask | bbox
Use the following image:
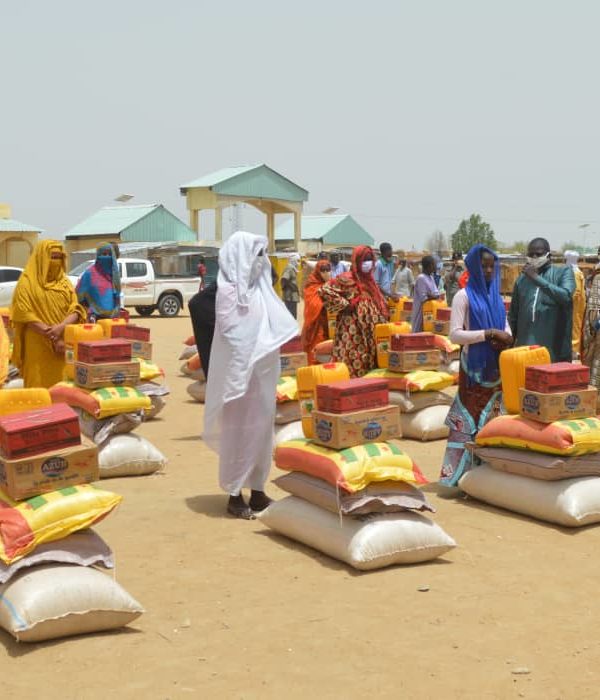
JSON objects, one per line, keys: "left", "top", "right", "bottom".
{"left": 526, "top": 252, "right": 550, "bottom": 270}
{"left": 361, "top": 260, "right": 374, "bottom": 274}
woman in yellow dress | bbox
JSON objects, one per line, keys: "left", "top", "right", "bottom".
{"left": 11, "top": 240, "right": 85, "bottom": 388}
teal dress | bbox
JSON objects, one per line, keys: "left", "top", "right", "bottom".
{"left": 508, "top": 265, "right": 575, "bottom": 362}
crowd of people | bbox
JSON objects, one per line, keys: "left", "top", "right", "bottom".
{"left": 199, "top": 233, "right": 598, "bottom": 517}
{"left": 7, "top": 234, "right": 595, "bottom": 520}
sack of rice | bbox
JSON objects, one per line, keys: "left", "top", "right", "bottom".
{"left": 258, "top": 496, "right": 455, "bottom": 570}
{"left": 98, "top": 434, "right": 167, "bottom": 478}
{"left": 75, "top": 408, "right": 142, "bottom": 444}
{"left": 0, "top": 564, "right": 144, "bottom": 642}
{"left": 0, "top": 530, "right": 113, "bottom": 584}
{"left": 474, "top": 445, "right": 600, "bottom": 481}
{"left": 187, "top": 381, "right": 206, "bottom": 403}
{"left": 460, "top": 464, "right": 600, "bottom": 527}
{"left": 273, "top": 472, "right": 434, "bottom": 515}
{"left": 179, "top": 345, "right": 198, "bottom": 361}
{"left": 4, "top": 378, "right": 24, "bottom": 390}
{"left": 274, "top": 421, "right": 304, "bottom": 445}
{"left": 275, "top": 401, "right": 301, "bottom": 425}
{"left": 400, "top": 405, "right": 450, "bottom": 441}
{"left": 389, "top": 390, "right": 453, "bottom": 414}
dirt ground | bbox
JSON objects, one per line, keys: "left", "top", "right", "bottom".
{"left": 3, "top": 313, "right": 600, "bottom": 699}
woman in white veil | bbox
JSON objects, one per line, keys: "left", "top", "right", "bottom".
{"left": 203, "top": 231, "right": 298, "bottom": 518}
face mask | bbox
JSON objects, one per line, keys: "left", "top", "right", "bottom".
{"left": 48, "top": 259, "right": 62, "bottom": 280}
{"left": 98, "top": 255, "right": 112, "bottom": 274}
{"left": 361, "top": 260, "right": 374, "bottom": 274}
{"left": 526, "top": 253, "right": 550, "bottom": 270}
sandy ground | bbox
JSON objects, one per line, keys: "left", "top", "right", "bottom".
{"left": 3, "top": 313, "right": 600, "bottom": 699}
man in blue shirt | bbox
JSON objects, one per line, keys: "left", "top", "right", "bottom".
{"left": 329, "top": 251, "right": 346, "bottom": 279}
{"left": 374, "top": 242, "right": 398, "bottom": 301}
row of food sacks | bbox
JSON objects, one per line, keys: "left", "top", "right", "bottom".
{"left": 0, "top": 486, "right": 143, "bottom": 642}
{"left": 260, "top": 439, "right": 456, "bottom": 570}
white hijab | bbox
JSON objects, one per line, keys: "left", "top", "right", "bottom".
{"left": 203, "top": 231, "right": 298, "bottom": 448}
{"left": 564, "top": 250, "right": 580, "bottom": 270}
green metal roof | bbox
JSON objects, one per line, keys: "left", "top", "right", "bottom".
{"left": 0, "top": 218, "right": 43, "bottom": 233}
{"left": 66, "top": 204, "right": 160, "bottom": 236}
{"left": 275, "top": 214, "right": 374, "bottom": 245}
{"left": 180, "top": 164, "right": 309, "bottom": 203}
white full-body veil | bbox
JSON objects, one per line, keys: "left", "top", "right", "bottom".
{"left": 203, "top": 231, "right": 298, "bottom": 494}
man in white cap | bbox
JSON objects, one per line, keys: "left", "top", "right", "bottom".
{"left": 564, "top": 250, "right": 586, "bottom": 356}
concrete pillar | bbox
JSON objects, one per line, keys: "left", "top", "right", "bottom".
{"left": 267, "top": 211, "right": 275, "bottom": 252}
{"left": 293, "top": 210, "right": 301, "bottom": 251}
{"left": 215, "top": 207, "right": 223, "bottom": 242}
{"left": 190, "top": 209, "right": 199, "bottom": 240}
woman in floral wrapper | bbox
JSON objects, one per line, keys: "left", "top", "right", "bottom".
{"left": 319, "top": 245, "right": 388, "bottom": 377}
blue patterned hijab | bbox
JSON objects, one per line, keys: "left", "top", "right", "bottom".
{"left": 464, "top": 244, "right": 506, "bottom": 382}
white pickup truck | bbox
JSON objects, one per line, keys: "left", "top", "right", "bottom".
{"left": 68, "top": 257, "right": 200, "bottom": 317}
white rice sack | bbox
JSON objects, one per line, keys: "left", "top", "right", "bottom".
{"left": 143, "top": 395, "right": 166, "bottom": 420}
{"left": 274, "top": 421, "right": 304, "bottom": 445}
{"left": 98, "top": 434, "right": 167, "bottom": 477}
{"left": 441, "top": 359, "right": 460, "bottom": 375}
{"left": 400, "top": 405, "right": 450, "bottom": 441}
{"left": 187, "top": 381, "right": 206, "bottom": 403}
{"left": 76, "top": 409, "right": 142, "bottom": 445}
{"left": 179, "top": 345, "right": 197, "bottom": 361}
{"left": 0, "top": 564, "right": 144, "bottom": 642}
{"left": 460, "top": 464, "right": 600, "bottom": 527}
{"left": 4, "top": 378, "right": 24, "bottom": 389}
{"left": 275, "top": 401, "right": 301, "bottom": 425}
{"left": 316, "top": 352, "right": 332, "bottom": 364}
{"left": 0, "top": 530, "right": 113, "bottom": 585}
{"left": 180, "top": 362, "right": 205, "bottom": 381}
{"left": 389, "top": 390, "right": 453, "bottom": 414}
{"left": 258, "top": 496, "right": 456, "bottom": 570}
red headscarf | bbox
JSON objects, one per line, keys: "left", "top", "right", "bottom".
{"left": 301, "top": 260, "right": 330, "bottom": 353}
{"left": 339, "top": 245, "right": 388, "bottom": 315}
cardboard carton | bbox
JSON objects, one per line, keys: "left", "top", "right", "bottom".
{"left": 390, "top": 332, "right": 436, "bottom": 352}
{"left": 525, "top": 363, "right": 590, "bottom": 393}
{"left": 280, "top": 352, "right": 308, "bottom": 377}
{"left": 77, "top": 339, "right": 132, "bottom": 364}
{"left": 0, "top": 437, "right": 99, "bottom": 500}
{"left": 316, "top": 378, "right": 389, "bottom": 414}
{"left": 519, "top": 387, "right": 598, "bottom": 423}
{"left": 388, "top": 349, "right": 441, "bottom": 372}
{"left": 433, "top": 320, "right": 451, "bottom": 336}
{"left": 312, "top": 405, "right": 401, "bottom": 449}
{"left": 128, "top": 340, "right": 153, "bottom": 361}
{"left": 75, "top": 361, "right": 141, "bottom": 389}
{"left": 111, "top": 324, "right": 151, "bottom": 342}
{"left": 0, "top": 404, "right": 81, "bottom": 459}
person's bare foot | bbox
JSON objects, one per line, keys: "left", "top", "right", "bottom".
{"left": 249, "top": 490, "right": 272, "bottom": 512}
{"left": 227, "top": 495, "right": 255, "bottom": 519}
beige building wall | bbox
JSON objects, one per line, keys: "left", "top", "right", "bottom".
{"left": 0, "top": 232, "right": 39, "bottom": 267}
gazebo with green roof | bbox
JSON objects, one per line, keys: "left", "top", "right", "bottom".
{"left": 180, "top": 164, "right": 309, "bottom": 251}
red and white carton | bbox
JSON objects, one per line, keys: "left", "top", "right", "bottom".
{"left": 0, "top": 404, "right": 81, "bottom": 459}
{"left": 316, "top": 378, "right": 389, "bottom": 414}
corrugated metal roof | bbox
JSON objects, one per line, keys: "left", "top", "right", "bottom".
{"left": 180, "top": 164, "right": 309, "bottom": 202}
{"left": 0, "top": 218, "right": 43, "bottom": 233}
{"left": 66, "top": 204, "right": 160, "bottom": 236}
{"left": 180, "top": 165, "right": 260, "bottom": 190}
{"left": 275, "top": 214, "right": 374, "bottom": 246}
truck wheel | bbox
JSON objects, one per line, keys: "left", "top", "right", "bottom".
{"left": 158, "top": 294, "right": 181, "bottom": 317}
{"left": 135, "top": 306, "right": 155, "bottom": 317}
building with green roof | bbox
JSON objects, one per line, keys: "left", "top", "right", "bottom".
{"left": 275, "top": 214, "right": 374, "bottom": 253}
{"left": 180, "top": 163, "right": 308, "bottom": 251}
{"left": 64, "top": 203, "right": 196, "bottom": 259}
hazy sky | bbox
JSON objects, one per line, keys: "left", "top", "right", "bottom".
{"left": 2, "top": 0, "right": 599, "bottom": 251}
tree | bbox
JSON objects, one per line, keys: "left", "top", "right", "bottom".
{"left": 450, "top": 214, "right": 497, "bottom": 254}
{"left": 561, "top": 240, "right": 579, "bottom": 253}
{"left": 510, "top": 240, "right": 529, "bottom": 254}
{"left": 425, "top": 230, "right": 447, "bottom": 255}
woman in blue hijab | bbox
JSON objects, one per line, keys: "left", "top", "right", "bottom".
{"left": 439, "top": 244, "right": 513, "bottom": 489}
{"left": 76, "top": 244, "right": 122, "bottom": 321}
